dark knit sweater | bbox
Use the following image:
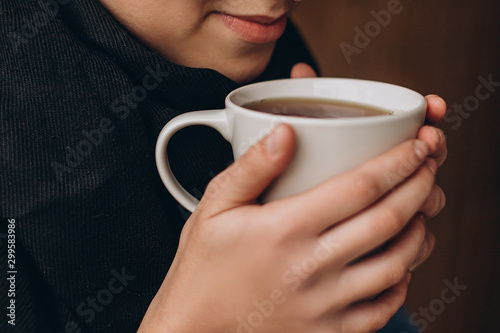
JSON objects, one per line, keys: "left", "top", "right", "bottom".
{"left": 0, "top": 0, "right": 318, "bottom": 332}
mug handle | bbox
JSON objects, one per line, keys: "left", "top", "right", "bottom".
{"left": 155, "top": 109, "right": 230, "bottom": 212}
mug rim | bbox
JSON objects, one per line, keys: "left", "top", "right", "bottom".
{"left": 225, "top": 77, "right": 426, "bottom": 125}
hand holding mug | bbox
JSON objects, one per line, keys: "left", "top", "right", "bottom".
{"left": 139, "top": 68, "right": 447, "bottom": 332}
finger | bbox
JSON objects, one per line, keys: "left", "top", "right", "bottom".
{"left": 290, "top": 62, "right": 318, "bottom": 78}
{"left": 335, "top": 216, "right": 425, "bottom": 304}
{"left": 318, "top": 158, "right": 435, "bottom": 266}
{"left": 278, "top": 139, "right": 429, "bottom": 234}
{"left": 425, "top": 94, "right": 447, "bottom": 124}
{"left": 197, "top": 124, "right": 296, "bottom": 217}
{"left": 418, "top": 184, "right": 446, "bottom": 218}
{"left": 337, "top": 275, "right": 410, "bottom": 333}
{"left": 409, "top": 225, "right": 436, "bottom": 271}
{"left": 417, "top": 125, "right": 447, "bottom": 167}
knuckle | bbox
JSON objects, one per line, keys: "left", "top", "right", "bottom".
{"left": 191, "top": 213, "right": 216, "bottom": 239}
{"left": 297, "top": 301, "right": 323, "bottom": 323}
{"left": 408, "top": 218, "right": 427, "bottom": 262}
{"left": 413, "top": 217, "right": 427, "bottom": 241}
{"left": 422, "top": 168, "right": 436, "bottom": 190}
{"left": 416, "top": 241, "right": 430, "bottom": 264}
{"left": 375, "top": 208, "right": 405, "bottom": 237}
{"left": 353, "top": 171, "right": 384, "bottom": 200}
{"left": 372, "top": 299, "right": 405, "bottom": 330}
{"left": 424, "top": 185, "right": 446, "bottom": 217}
{"left": 359, "top": 306, "right": 396, "bottom": 333}
{"left": 438, "top": 186, "right": 447, "bottom": 210}
{"left": 415, "top": 166, "right": 435, "bottom": 196}
{"left": 372, "top": 312, "right": 393, "bottom": 331}
{"left": 386, "top": 262, "right": 407, "bottom": 286}
{"left": 371, "top": 286, "right": 407, "bottom": 331}
{"left": 205, "top": 172, "right": 228, "bottom": 197}
{"left": 382, "top": 301, "right": 405, "bottom": 328}
{"left": 394, "top": 285, "right": 408, "bottom": 309}
{"left": 204, "top": 178, "right": 218, "bottom": 197}
{"left": 236, "top": 143, "right": 278, "bottom": 178}
{"left": 236, "top": 153, "right": 260, "bottom": 177}
{"left": 421, "top": 230, "right": 436, "bottom": 259}
{"left": 430, "top": 189, "right": 443, "bottom": 217}
{"left": 194, "top": 212, "right": 246, "bottom": 248}
{"left": 436, "top": 128, "right": 446, "bottom": 146}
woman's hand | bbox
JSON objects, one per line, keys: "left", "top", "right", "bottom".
{"left": 140, "top": 139, "right": 442, "bottom": 332}
{"left": 138, "top": 64, "right": 447, "bottom": 332}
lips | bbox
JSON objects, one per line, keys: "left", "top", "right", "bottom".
{"left": 213, "top": 12, "right": 288, "bottom": 44}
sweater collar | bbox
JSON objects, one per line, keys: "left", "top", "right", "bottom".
{"left": 58, "top": 0, "right": 240, "bottom": 111}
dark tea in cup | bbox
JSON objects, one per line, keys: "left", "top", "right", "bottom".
{"left": 243, "top": 97, "right": 393, "bottom": 118}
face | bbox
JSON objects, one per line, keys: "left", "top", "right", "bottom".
{"left": 99, "top": 0, "right": 301, "bottom": 83}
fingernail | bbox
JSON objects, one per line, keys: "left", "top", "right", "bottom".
{"left": 426, "top": 158, "right": 437, "bottom": 175}
{"left": 266, "top": 124, "right": 284, "bottom": 155}
{"left": 428, "top": 94, "right": 446, "bottom": 108}
{"left": 414, "top": 140, "right": 429, "bottom": 160}
{"left": 432, "top": 127, "right": 444, "bottom": 146}
{"left": 435, "top": 95, "right": 447, "bottom": 109}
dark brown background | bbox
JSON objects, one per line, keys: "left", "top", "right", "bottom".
{"left": 292, "top": 0, "right": 500, "bottom": 332}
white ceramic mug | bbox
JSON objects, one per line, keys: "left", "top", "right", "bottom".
{"left": 155, "top": 78, "right": 426, "bottom": 212}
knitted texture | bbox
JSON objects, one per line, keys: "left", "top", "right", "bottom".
{"left": 0, "top": 0, "right": 318, "bottom": 332}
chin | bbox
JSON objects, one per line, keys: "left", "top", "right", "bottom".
{"left": 220, "top": 64, "right": 267, "bottom": 84}
{"left": 155, "top": 28, "right": 276, "bottom": 83}
{"left": 215, "top": 45, "right": 276, "bottom": 84}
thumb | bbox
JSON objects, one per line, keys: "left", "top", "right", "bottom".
{"left": 198, "top": 124, "right": 296, "bottom": 216}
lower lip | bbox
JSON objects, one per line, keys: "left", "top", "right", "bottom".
{"left": 214, "top": 13, "right": 288, "bottom": 44}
